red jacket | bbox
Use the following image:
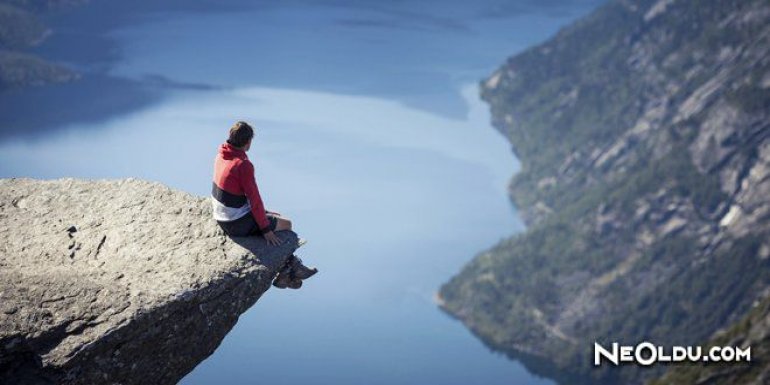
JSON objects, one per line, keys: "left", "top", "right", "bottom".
{"left": 211, "top": 142, "right": 271, "bottom": 233}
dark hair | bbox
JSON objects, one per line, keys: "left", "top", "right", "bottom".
{"left": 227, "top": 121, "right": 254, "bottom": 148}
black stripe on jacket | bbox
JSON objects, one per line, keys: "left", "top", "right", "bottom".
{"left": 212, "top": 182, "right": 247, "bottom": 208}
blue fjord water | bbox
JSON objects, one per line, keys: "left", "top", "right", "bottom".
{"left": 0, "top": 1, "right": 603, "bottom": 384}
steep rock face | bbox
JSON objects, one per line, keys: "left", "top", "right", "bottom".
{"left": 440, "top": 0, "right": 770, "bottom": 384}
{"left": 650, "top": 295, "right": 770, "bottom": 385}
{"left": 0, "top": 178, "right": 299, "bottom": 384}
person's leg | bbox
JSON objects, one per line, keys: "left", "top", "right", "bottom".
{"left": 218, "top": 212, "right": 258, "bottom": 237}
{"left": 271, "top": 215, "right": 311, "bottom": 289}
{"left": 274, "top": 217, "right": 292, "bottom": 231}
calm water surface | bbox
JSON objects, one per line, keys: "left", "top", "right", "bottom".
{"left": 0, "top": 1, "right": 603, "bottom": 384}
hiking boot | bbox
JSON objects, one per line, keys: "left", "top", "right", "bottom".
{"left": 273, "top": 273, "right": 303, "bottom": 290}
{"left": 288, "top": 255, "right": 318, "bottom": 280}
{"left": 287, "top": 278, "right": 303, "bottom": 289}
{"left": 272, "top": 265, "right": 294, "bottom": 289}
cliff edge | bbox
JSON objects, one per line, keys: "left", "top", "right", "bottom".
{"left": 0, "top": 178, "right": 299, "bottom": 384}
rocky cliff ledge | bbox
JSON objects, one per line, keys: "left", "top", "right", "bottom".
{"left": 0, "top": 178, "right": 299, "bottom": 384}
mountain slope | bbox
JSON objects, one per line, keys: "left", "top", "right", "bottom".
{"left": 650, "top": 295, "right": 770, "bottom": 385}
{"left": 439, "top": 0, "right": 770, "bottom": 383}
{"left": 0, "top": 0, "right": 80, "bottom": 90}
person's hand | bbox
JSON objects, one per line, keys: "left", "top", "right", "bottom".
{"left": 267, "top": 210, "right": 282, "bottom": 217}
{"left": 264, "top": 231, "right": 282, "bottom": 246}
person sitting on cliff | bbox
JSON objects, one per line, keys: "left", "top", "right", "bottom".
{"left": 212, "top": 121, "right": 317, "bottom": 289}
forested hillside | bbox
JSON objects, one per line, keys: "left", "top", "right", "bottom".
{"left": 440, "top": 0, "right": 770, "bottom": 383}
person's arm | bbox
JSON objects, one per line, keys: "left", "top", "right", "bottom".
{"left": 239, "top": 160, "right": 280, "bottom": 243}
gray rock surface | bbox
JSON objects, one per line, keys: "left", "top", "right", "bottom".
{"left": 0, "top": 178, "right": 299, "bottom": 384}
